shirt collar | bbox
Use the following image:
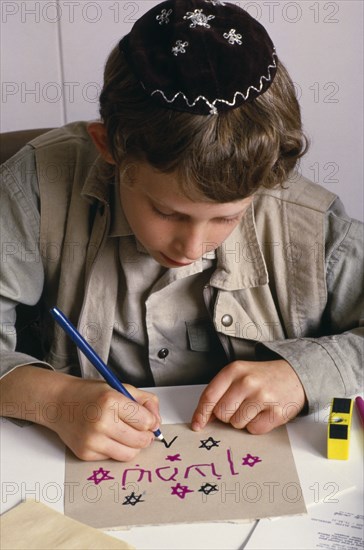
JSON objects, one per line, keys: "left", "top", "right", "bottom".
{"left": 81, "top": 155, "right": 112, "bottom": 204}
{"left": 210, "top": 200, "right": 268, "bottom": 290}
{"left": 109, "top": 179, "right": 133, "bottom": 237}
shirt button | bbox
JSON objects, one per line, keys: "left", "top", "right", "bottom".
{"left": 221, "top": 314, "right": 233, "bottom": 327}
{"left": 157, "top": 348, "right": 169, "bottom": 359}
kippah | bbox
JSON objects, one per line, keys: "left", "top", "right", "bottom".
{"left": 119, "top": 0, "right": 278, "bottom": 115}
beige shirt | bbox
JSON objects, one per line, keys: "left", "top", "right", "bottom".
{"left": 1, "top": 122, "right": 363, "bottom": 412}
{"left": 108, "top": 186, "right": 224, "bottom": 386}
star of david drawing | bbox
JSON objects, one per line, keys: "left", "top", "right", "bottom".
{"left": 199, "top": 436, "right": 220, "bottom": 450}
{"left": 241, "top": 453, "right": 262, "bottom": 467}
{"left": 171, "top": 482, "right": 194, "bottom": 499}
{"left": 87, "top": 467, "right": 114, "bottom": 485}
{"left": 122, "top": 491, "right": 145, "bottom": 506}
{"left": 165, "top": 453, "right": 182, "bottom": 461}
{"left": 198, "top": 482, "right": 219, "bottom": 495}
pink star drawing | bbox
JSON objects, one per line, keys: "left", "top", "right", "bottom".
{"left": 165, "top": 453, "right": 182, "bottom": 462}
{"left": 241, "top": 453, "right": 262, "bottom": 467}
{"left": 87, "top": 467, "right": 115, "bottom": 485}
{"left": 171, "top": 482, "right": 194, "bottom": 499}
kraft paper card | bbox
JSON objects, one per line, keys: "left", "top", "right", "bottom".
{"left": 64, "top": 422, "right": 306, "bottom": 529}
{"left": 0, "top": 500, "right": 134, "bottom": 549}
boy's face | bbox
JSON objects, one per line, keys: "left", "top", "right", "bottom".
{"left": 119, "top": 163, "right": 252, "bottom": 268}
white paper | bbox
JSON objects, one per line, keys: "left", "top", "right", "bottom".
{"left": 245, "top": 489, "right": 364, "bottom": 549}
{"left": 286, "top": 412, "right": 357, "bottom": 509}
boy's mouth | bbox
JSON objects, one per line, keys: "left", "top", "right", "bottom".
{"left": 160, "top": 253, "right": 192, "bottom": 267}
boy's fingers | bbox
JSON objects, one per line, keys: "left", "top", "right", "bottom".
{"left": 114, "top": 398, "right": 157, "bottom": 433}
{"left": 191, "top": 366, "right": 241, "bottom": 431}
{"left": 94, "top": 434, "right": 147, "bottom": 462}
{"left": 191, "top": 384, "right": 227, "bottom": 431}
{"left": 245, "top": 409, "right": 283, "bottom": 435}
{"left": 120, "top": 386, "right": 161, "bottom": 431}
{"left": 228, "top": 401, "right": 264, "bottom": 430}
{"left": 105, "top": 440, "right": 145, "bottom": 463}
{"left": 111, "top": 423, "right": 155, "bottom": 449}
{"left": 134, "top": 388, "right": 161, "bottom": 429}
{"left": 143, "top": 398, "right": 162, "bottom": 429}
{"left": 191, "top": 407, "right": 213, "bottom": 432}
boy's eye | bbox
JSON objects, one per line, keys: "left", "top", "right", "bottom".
{"left": 151, "top": 205, "right": 177, "bottom": 220}
{"left": 216, "top": 216, "right": 240, "bottom": 224}
{"left": 151, "top": 204, "right": 241, "bottom": 224}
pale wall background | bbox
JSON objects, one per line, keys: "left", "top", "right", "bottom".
{"left": 1, "top": 0, "right": 363, "bottom": 220}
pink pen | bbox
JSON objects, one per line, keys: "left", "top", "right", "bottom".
{"left": 355, "top": 396, "right": 364, "bottom": 428}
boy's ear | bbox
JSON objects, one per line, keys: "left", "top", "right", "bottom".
{"left": 87, "top": 122, "right": 115, "bottom": 164}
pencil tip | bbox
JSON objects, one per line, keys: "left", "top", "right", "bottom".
{"left": 155, "top": 432, "right": 167, "bottom": 444}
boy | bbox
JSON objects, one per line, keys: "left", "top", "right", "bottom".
{"left": 1, "top": 0, "right": 363, "bottom": 462}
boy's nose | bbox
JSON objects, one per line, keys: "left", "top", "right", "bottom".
{"left": 172, "top": 227, "right": 207, "bottom": 261}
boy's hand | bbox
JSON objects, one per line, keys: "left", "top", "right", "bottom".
{"left": 191, "top": 360, "right": 306, "bottom": 434}
{"left": 50, "top": 378, "right": 161, "bottom": 462}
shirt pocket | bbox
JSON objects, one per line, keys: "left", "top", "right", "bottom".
{"left": 185, "top": 319, "right": 218, "bottom": 352}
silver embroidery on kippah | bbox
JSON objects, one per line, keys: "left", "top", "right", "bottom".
{"left": 223, "top": 29, "right": 243, "bottom": 45}
{"left": 172, "top": 40, "right": 189, "bottom": 56}
{"left": 156, "top": 8, "right": 172, "bottom": 24}
{"left": 149, "top": 49, "right": 277, "bottom": 115}
{"left": 183, "top": 9, "right": 215, "bottom": 28}
{"left": 204, "top": 0, "right": 226, "bottom": 5}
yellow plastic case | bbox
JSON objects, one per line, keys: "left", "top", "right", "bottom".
{"left": 327, "top": 397, "right": 353, "bottom": 460}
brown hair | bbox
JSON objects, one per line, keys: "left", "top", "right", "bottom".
{"left": 99, "top": 46, "right": 308, "bottom": 202}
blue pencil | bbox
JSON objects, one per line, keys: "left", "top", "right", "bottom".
{"left": 50, "top": 306, "right": 166, "bottom": 444}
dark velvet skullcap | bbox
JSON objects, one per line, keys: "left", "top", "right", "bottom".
{"left": 119, "top": 0, "right": 278, "bottom": 115}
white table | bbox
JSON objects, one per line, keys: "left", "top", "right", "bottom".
{"left": 1, "top": 385, "right": 363, "bottom": 549}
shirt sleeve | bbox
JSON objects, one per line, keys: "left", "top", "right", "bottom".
{"left": 0, "top": 146, "right": 53, "bottom": 379}
{"left": 256, "top": 198, "right": 364, "bottom": 413}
